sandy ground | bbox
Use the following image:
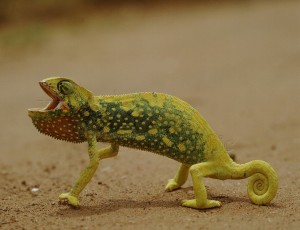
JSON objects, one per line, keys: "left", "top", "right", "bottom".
{"left": 1, "top": 1, "right": 300, "bottom": 229}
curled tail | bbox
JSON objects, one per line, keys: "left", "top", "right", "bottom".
{"left": 230, "top": 160, "right": 278, "bottom": 205}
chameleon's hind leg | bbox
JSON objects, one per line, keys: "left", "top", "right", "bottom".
{"left": 182, "top": 162, "right": 221, "bottom": 209}
{"left": 165, "top": 164, "right": 190, "bottom": 192}
{"left": 59, "top": 134, "right": 119, "bottom": 207}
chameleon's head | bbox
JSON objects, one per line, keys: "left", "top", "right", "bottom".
{"left": 28, "top": 77, "right": 93, "bottom": 117}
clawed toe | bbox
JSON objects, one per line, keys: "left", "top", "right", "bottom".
{"left": 165, "top": 179, "right": 181, "bottom": 192}
{"left": 181, "top": 199, "right": 221, "bottom": 209}
{"left": 59, "top": 192, "right": 80, "bottom": 208}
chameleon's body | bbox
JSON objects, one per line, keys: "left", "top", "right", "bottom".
{"left": 28, "top": 77, "right": 278, "bottom": 209}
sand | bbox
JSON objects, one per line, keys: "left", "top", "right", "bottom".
{"left": 1, "top": 1, "right": 300, "bottom": 229}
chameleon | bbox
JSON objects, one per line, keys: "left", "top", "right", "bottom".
{"left": 28, "top": 77, "right": 278, "bottom": 209}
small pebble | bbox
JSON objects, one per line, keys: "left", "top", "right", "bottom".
{"left": 31, "top": 187, "right": 39, "bottom": 194}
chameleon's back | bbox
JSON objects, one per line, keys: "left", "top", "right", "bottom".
{"left": 86, "top": 92, "right": 225, "bottom": 165}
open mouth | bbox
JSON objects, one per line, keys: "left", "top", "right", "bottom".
{"left": 29, "top": 82, "right": 69, "bottom": 112}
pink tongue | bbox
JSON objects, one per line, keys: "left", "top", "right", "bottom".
{"left": 45, "top": 99, "right": 59, "bottom": 110}
{"left": 60, "top": 103, "right": 69, "bottom": 110}
{"left": 55, "top": 101, "right": 69, "bottom": 110}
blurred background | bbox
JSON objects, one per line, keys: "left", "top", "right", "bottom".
{"left": 1, "top": 0, "right": 299, "bottom": 147}
{"left": 0, "top": 0, "right": 299, "bottom": 229}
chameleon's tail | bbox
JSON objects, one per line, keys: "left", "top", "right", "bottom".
{"left": 229, "top": 160, "right": 278, "bottom": 205}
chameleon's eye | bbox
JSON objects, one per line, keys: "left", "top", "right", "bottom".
{"left": 57, "top": 80, "right": 74, "bottom": 95}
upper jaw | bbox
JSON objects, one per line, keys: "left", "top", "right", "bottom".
{"left": 39, "top": 81, "right": 61, "bottom": 110}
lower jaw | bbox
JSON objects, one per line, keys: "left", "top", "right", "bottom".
{"left": 28, "top": 109, "right": 63, "bottom": 119}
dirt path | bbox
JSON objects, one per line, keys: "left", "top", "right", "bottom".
{"left": 1, "top": 1, "right": 300, "bottom": 229}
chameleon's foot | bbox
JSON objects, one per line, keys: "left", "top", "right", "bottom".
{"left": 165, "top": 179, "right": 181, "bottom": 192}
{"left": 59, "top": 193, "right": 80, "bottom": 208}
{"left": 181, "top": 199, "right": 221, "bottom": 209}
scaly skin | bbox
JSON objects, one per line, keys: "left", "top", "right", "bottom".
{"left": 28, "top": 77, "right": 278, "bottom": 209}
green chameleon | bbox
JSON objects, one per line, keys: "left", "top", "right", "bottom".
{"left": 28, "top": 77, "right": 278, "bottom": 209}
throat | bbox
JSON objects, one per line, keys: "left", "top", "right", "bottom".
{"left": 31, "top": 111, "right": 86, "bottom": 143}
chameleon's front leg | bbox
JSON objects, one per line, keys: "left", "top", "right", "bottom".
{"left": 59, "top": 134, "right": 119, "bottom": 207}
